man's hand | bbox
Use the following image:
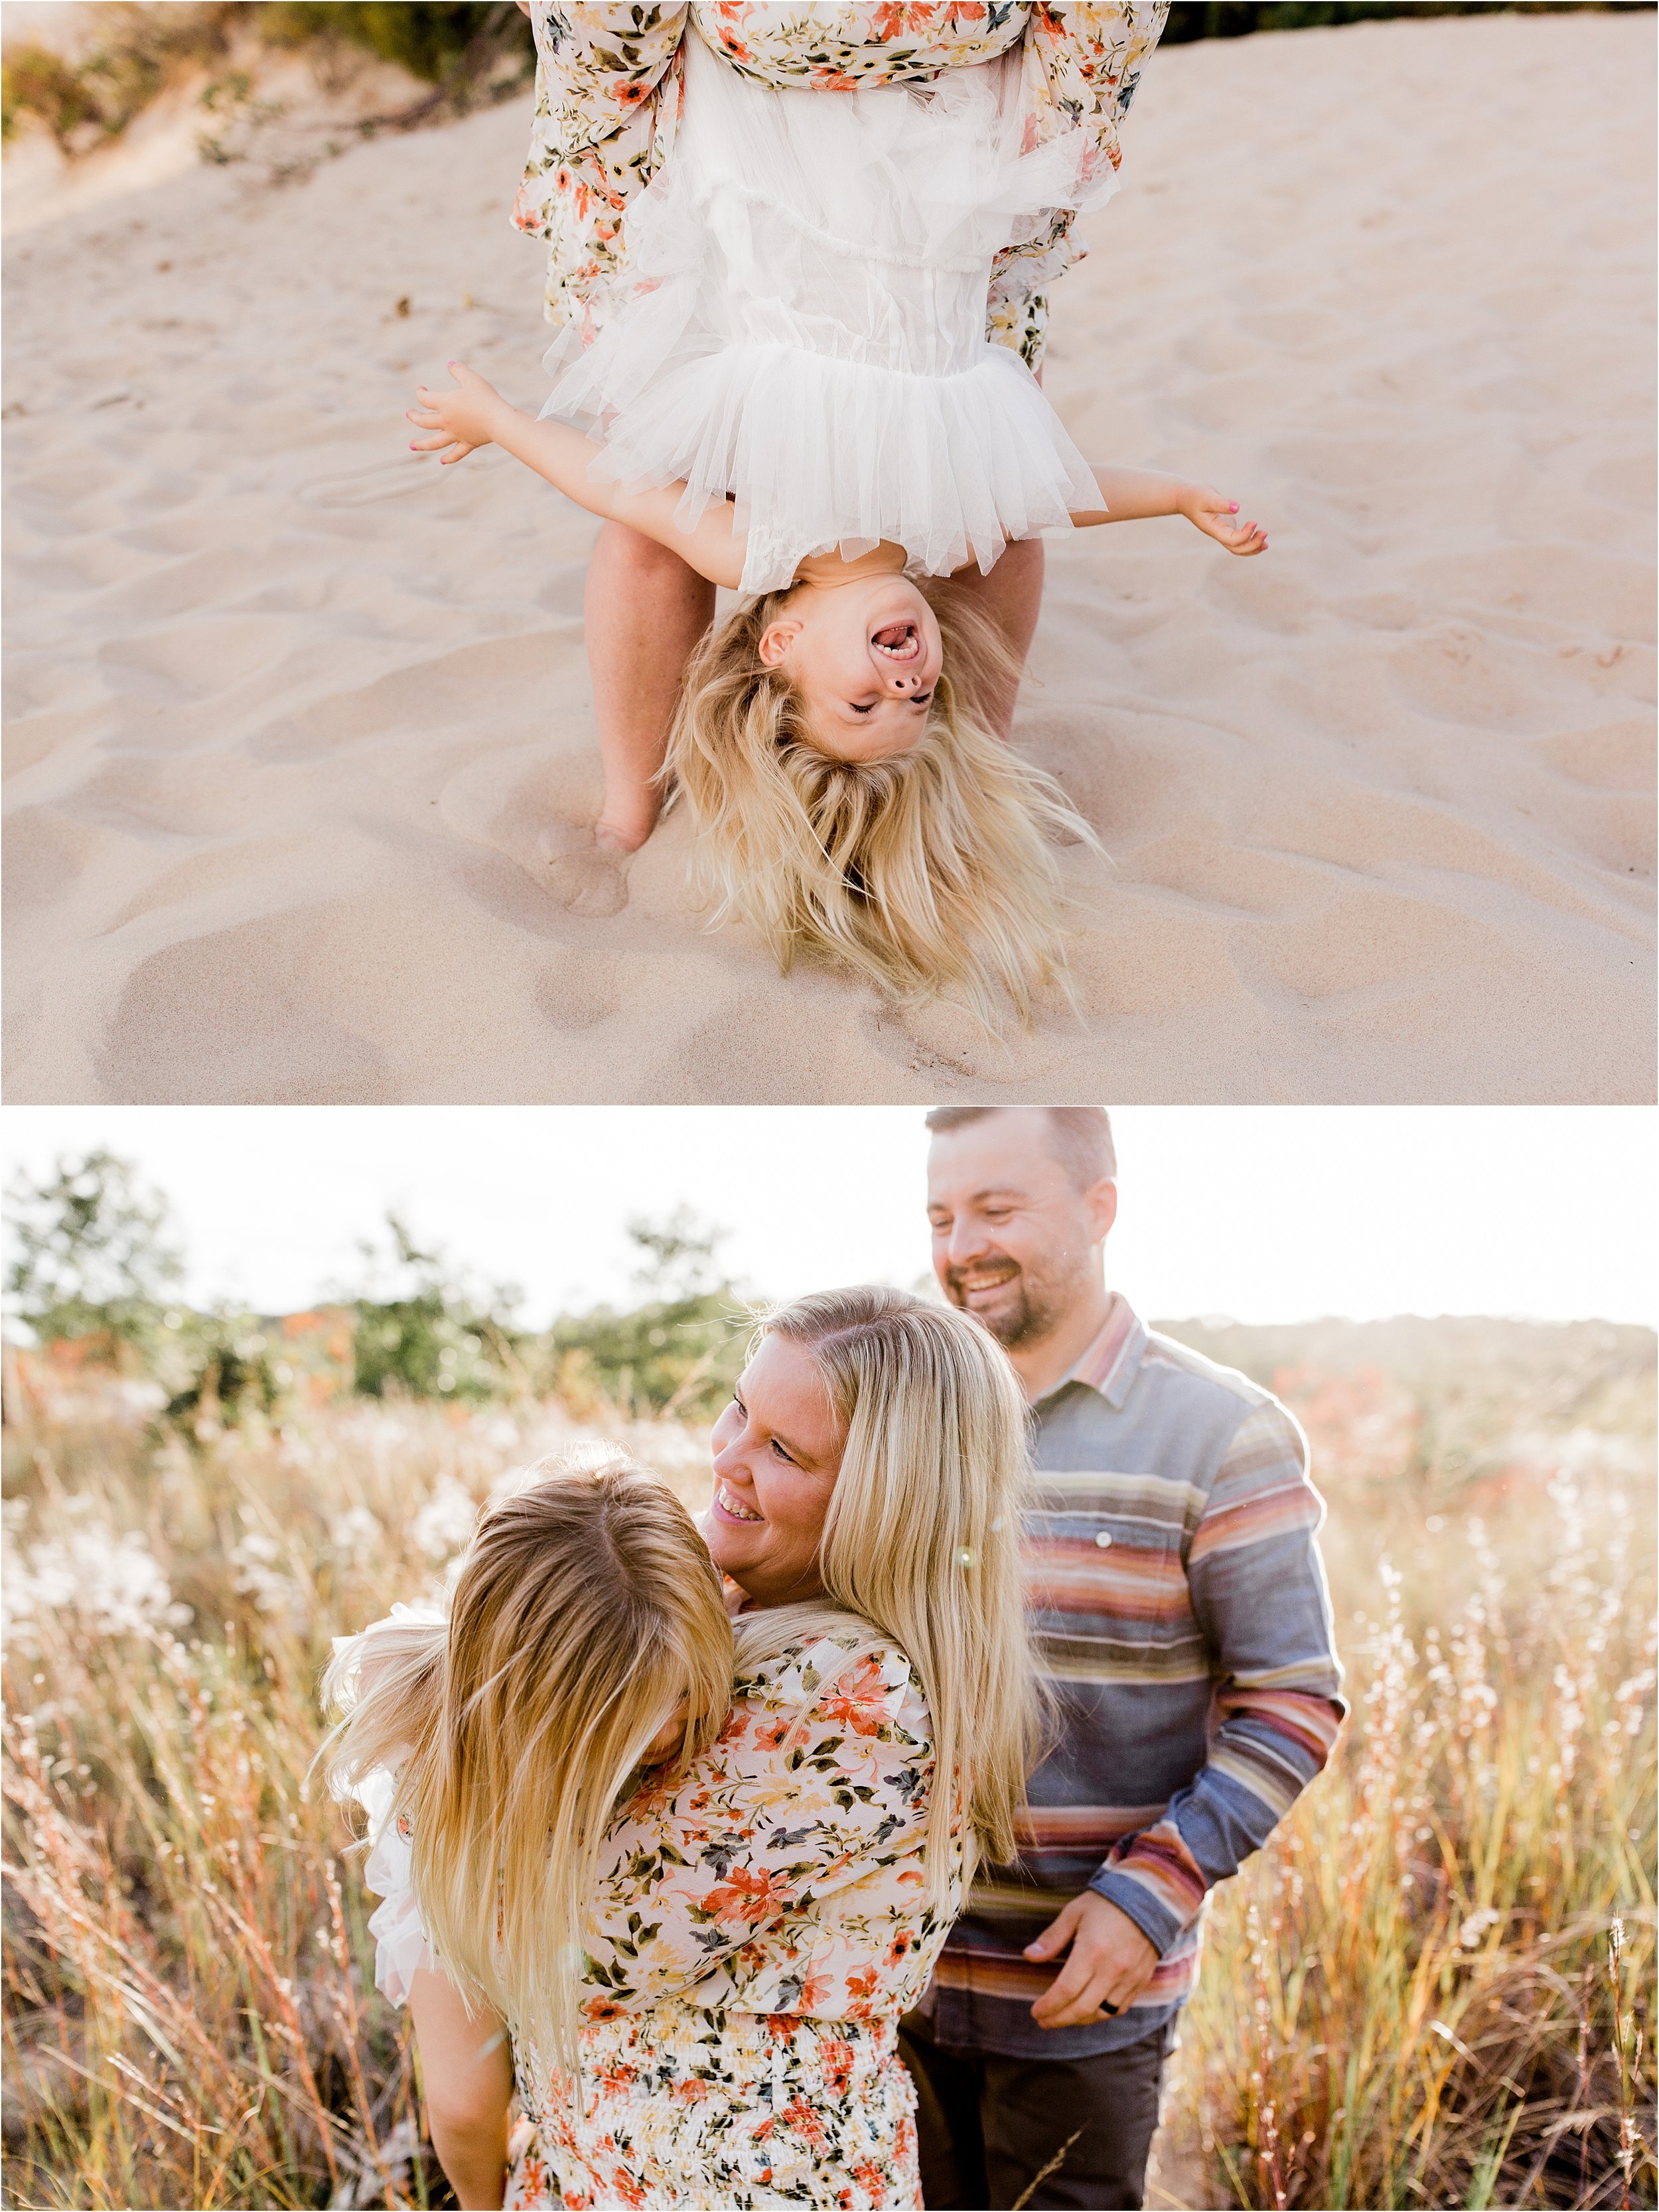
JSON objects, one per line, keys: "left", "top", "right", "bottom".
{"left": 407, "top": 362, "right": 512, "bottom": 467}
{"left": 1025, "top": 1890, "right": 1160, "bottom": 2030}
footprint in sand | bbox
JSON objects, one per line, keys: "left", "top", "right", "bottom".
{"left": 544, "top": 843, "right": 629, "bottom": 918}
{"left": 435, "top": 750, "right": 632, "bottom": 916}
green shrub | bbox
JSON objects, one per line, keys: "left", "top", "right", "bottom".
{"left": 1, "top": 5, "right": 240, "bottom": 147}
{"left": 4, "top": 1149, "right": 184, "bottom": 1362}
{"left": 257, "top": 1, "right": 532, "bottom": 86}
{"left": 1, "top": 43, "right": 101, "bottom": 145}
{"left": 346, "top": 1214, "right": 522, "bottom": 1404}
{"left": 545, "top": 1208, "right": 751, "bottom": 1420}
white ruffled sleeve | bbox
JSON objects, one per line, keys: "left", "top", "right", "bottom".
{"left": 358, "top": 1765, "right": 439, "bottom": 2008}
{"left": 336, "top": 1602, "right": 448, "bottom": 2010}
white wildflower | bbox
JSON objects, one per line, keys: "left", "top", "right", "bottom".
{"left": 2, "top": 1515, "right": 190, "bottom": 1653}
{"left": 1458, "top": 1906, "right": 1502, "bottom": 1950}
{"left": 231, "top": 1530, "right": 311, "bottom": 1634}
{"left": 329, "top": 1507, "right": 382, "bottom": 1565}
{"left": 411, "top": 1475, "right": 477, "bottom": 1562}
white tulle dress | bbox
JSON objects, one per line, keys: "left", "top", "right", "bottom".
{"left": 540, "top": 25, "right": 1118, "bottom": 596}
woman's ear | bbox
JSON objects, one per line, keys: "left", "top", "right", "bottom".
{"left": 758, "top": 618, "right": 803, "bottom": 669}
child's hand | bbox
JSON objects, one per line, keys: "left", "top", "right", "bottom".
{"left": 1179, "top": 483, "right": 1267, "bottom": 556}
{"left": 406, "top": 362, "right": 508, "bottom": 466}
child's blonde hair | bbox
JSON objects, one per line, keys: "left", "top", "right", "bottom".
{"left": 318, "top": 1455, "right": 733, "bottom": 2069}
{"left": 666, "top": 580, "right": 1097, "bottom": 1028}
{"left": 735, "top": 1287, "right": 1044, "bottom": 1893}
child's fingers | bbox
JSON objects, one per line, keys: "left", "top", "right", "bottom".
{"left": 1202, "top": 512, "right": 1267, "bottom": 555}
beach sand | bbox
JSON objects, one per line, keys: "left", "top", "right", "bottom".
{"left": 3, "top": 9, "right": 1653, "bottom": 1103}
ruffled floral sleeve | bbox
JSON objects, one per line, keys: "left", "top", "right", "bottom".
{"left": 991, "top": 0, "right": 1171, "bottom": 368}
{"left": 512, "top": 5, "right": 689, "bottom": 333}
{"left": 581, "top": 1637, "right": 940, "bottom": 2019}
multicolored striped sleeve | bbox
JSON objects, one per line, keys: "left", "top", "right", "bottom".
{"left": 1088, "top": 1399, "right": 1346, "bottom": 1954}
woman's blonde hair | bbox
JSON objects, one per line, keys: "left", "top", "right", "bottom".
{"left": 666, "top": 580, "right": 1098, "bottom": 1029}
{"left": 318, "top": 1455, "right": 733, "bottom": 2069}
{"left": 735, "top": 1287, "right": 1043, "bottom": 1894}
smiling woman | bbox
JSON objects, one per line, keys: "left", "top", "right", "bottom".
{"left": 707, "top": 1331, "right": 847, "bottom": 1603}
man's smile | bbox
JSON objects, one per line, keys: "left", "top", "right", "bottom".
{"left": 953, "top": 1260, "right": 1021, "bottom": 1300}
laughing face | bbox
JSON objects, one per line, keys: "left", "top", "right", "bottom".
{"left": 926, "top": 1109, "right": 1116, "bottom": 1355}
{"left": 758, "top": 569, "right": 942, "bottom": 763}
{"left": 705, "top": 1332, "right": 845, "bottom": 1604}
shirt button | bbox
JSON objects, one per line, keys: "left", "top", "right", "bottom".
{"left": 1094, "top": 1531, "right": 1113, "bottom": 1549}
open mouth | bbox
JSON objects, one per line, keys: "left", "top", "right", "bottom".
{"left": 714, "top": 1480, "right": 764, "bottom": 1525}
{"left": 954, "top": 1263, "right": 1020, "bottom": 1299}
{"left": 871, "top": 619, "right": 922, "bottom": 663}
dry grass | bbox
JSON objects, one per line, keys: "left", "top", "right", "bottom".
{"left": 2, "top": 1323, "right": 1654, "bottom": 2210}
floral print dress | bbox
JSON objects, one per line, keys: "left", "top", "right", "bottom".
{"left": 512, "top": 2, "right": 1170, "bottom": 370}
{"left": 364, "top": 1633, "right": 962, "bottom": 2210}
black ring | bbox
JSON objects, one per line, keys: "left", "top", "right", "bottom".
{"left": 1101, "top": 2001, "right": 1120, "bottom": 2016}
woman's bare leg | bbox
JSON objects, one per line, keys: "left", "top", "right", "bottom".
{"left": 584, "top": 518, "right": 717, "bottom": 851}
{"left": 949, "top": 535, "right": 1045, "bottom": 738}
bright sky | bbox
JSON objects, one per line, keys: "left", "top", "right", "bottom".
{"left": 2, "top": 1107, "right": 1653, "bottom": 1330}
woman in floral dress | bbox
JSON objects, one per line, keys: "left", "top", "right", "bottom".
{"left": 413, "top": 5, "right": 1267, "bottom": 1028}
{"left": 511, "top": 3, "right": 1171, "bottom": 377}
{"left": 332, "top": 1288, "right": 1042, "bottom": 2209}
{"left": 502, "top": 2, "right": 1173, "bottom": 807}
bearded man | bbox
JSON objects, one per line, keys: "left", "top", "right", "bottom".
{"left": 906, "top": 1106, "right": 1346, "bottom": 2211}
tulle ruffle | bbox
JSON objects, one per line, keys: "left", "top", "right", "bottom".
{"left": 357, "top": 1764, "right": 437, "bottom": 2007}
{"left": 540, "top": 32, "right": 1115, "bottom": 594}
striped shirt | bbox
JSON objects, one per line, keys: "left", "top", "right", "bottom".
{"left": 931, "top": 1296, "right": 1346, "bottom": 2059}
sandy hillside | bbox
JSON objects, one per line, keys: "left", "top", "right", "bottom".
{"left": 3, "top": 9, "right": 1653, "bottom": 1104}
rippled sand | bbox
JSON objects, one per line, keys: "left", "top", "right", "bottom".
{"left": 3, "top": 8, "right": 1652, "bottom": 1101}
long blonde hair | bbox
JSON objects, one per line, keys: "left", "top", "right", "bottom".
{"left": 667, "top": 580, "right": 1097, "bottom": 1028}
{"left": 318, "top": 1455, "right": 733, "bottom": 2068}
{"left": 736, "top": 1287, "right": 1043, "bottom": 1894}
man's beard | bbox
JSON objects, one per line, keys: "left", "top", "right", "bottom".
{"left": 944, "top": 1255, "right": 1070, "bottom": 1351}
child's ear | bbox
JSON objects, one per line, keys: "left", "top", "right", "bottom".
{"left": 757, "top": 619, "right": 803, "bottom": 669}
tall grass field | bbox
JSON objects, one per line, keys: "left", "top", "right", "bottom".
{"left": 3, "top": 1318, "right": 1654, "bottom": 2210}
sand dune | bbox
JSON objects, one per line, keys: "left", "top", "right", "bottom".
{"left": 3, "top": 9, "right": 1653, "bottom": 1103}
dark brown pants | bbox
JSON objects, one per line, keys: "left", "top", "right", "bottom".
{"left": 899, "top": 2012, "right": 1176, "bottom": 2211}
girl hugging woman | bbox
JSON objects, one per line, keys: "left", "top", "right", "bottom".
{"left": 321, "top": 1288, "right": 1041, "bottom": 2210}
{"left": 410, "top": 4, "right": 1265, "bottom": 1025}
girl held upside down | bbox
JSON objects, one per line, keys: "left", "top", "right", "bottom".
{"left": 411, "top": 24, "right": 1265, "bottom": 1024}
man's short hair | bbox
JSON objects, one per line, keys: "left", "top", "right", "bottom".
{"left": 924, "top": 1106, "right": 1116, "bottom": 1191}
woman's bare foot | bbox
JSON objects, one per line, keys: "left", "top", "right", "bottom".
{"left": 593, "top": 798, "right": 658, "bottom": 855}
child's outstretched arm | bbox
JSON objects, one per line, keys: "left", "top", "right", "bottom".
{"left": 1072, "top": 466, "right": 1267, "bottom": 555}
{"left": 407, "top": 363, "right": 748, "bottom": 589}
